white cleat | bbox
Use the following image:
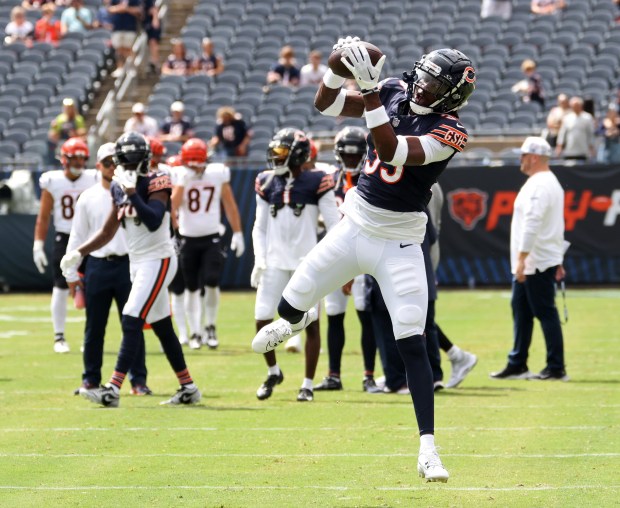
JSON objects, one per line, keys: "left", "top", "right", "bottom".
{"left": 446, "top": 351, "right": 478, "bottom": 388}
{"left": 284, "top": 334, "right": 302, "bottom": 353}
{"left": 418, "top": 448, "right": 449, "bottom": 483}
{"left": 54, "top": 339, "right": 70, "bottom": 354}
{"left": 179, "top": 335, "right": 189, "bottom": 346}
{"left": 252, "top": 308, "right": 317, "bottom": 353}
{"left": 160, "top": 385, "right": 202, "bottom": 405}
{"left": 188, "top": 334, "right": 202, "bottom": 350}
{"left": 80, "top": 384, "right": 119, "bottom": 408}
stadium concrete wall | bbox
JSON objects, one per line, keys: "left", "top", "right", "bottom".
{"left": 1, "top": 164, "right": 619, "bottom": 291}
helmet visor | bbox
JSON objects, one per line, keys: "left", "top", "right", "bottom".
{"left": 267, "top": 144, "right": 290, "bottom": 166}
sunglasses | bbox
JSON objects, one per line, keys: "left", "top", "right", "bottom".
{"left": 100, "top": 158, "right": 115, "bottom": 167}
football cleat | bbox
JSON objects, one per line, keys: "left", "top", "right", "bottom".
{"left": 252, "top": 308, "right": 317, "bottom": 353}
{"left": 54, "top": 338, "right": 70, "bottom": 354}
{"left": 73, "top": 381, "right": 98, "bottom": 396}
{"left": 296, "top": 387, "right": 314, "bottom": 402}
{"left": 314, "top": 375, "right": 343, "bottom": 391}
{"left": 130, "top": 384, "right": 153, "bottom": 396}
{"left": 160, "top": 384, "right": 201, "bottom": 405}
{"left": 179, "top": 335, "right": 189, "bottom": 346}
{"left": 490, "top": 364, "right": 531, "bottom": 380}
{"left": 418, "top": 448, "right": 449, "bottom": 483}
{"left": 446, "top": 351, "right": 478, "bottom": 388}
{"left": 256, "top": 371, "right": 284, "bottom": 400}
{"left": 80, "top": 384, "right": 119, "bottom": 408}
{"left": 189, "top": 333, "right": 202, "bottom": 350}
{"left": 530, "top": 367, "right": 569, "bottom": 381}
{"left": 204, "top": 325, "right": 218, "bottom": 349}
{"left": 434, "top": 381, "right": 445, "bottom": 392}
{"left": 363, "top": 376, "right": 383, "bottom": 393}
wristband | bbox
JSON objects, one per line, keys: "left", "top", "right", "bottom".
{"left": 33, "top": 239, "right": 44, "bottom": 251}
{"left": 322, "top": 88, "right": 347, "bottom": 117}
{"left": 387, "top": 135, "right": 409, "bottom": 166}
{"left": 365, "top": 106, "right": 390, "bottom": 129}
{"left": 322, "top": 69, "right": 346, "bottom": 89}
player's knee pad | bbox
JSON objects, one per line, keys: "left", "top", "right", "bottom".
{"left": 122, "top": 314, "right": 144, "bottom": 335}
{"left": 284, "top": 271, "right": 317, "bottom": 309}
{"left": 277, "top": 298, "right": 305, "bottom": 323}
{"left": 393, "top": 304, "right": 425, "bottom": 339}
{"left": 306, "top": 240, "right": 347, "bottom": 272}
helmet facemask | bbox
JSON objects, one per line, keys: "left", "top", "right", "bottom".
{"left": 267, "top": 143, "right": 292, "bottom": 175}
{"left": 336, "top": 149, "right": 365, "bottom": 175}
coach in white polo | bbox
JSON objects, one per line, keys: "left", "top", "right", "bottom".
{"left": 491, "top": 137, "right": 568, "bottom": 381}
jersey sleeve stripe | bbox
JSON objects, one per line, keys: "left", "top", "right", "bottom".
{"left": 427, "top": 133, "right": 465, "bottom": 152}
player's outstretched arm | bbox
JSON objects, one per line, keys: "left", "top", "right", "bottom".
{"left": 76, "top": 205, "right": 120, "bottom": 257}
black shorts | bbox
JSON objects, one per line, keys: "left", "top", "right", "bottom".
{"left": 168, "top": 256, "right": 185, "bottom": 295}
{"left": 52, "top": 232, "right": 70, "bottom": 289}
{"left": 179, "top": 234, "right": 224, "bottom": 291}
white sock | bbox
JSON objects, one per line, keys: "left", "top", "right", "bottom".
{"left": 301, "top": 378, "right": 313, "bottom": 390}
{"left": 447, "top": 345, "right": 462, "bottom": 361}
{"left": 420, "top": 434, "right": 436, "bottom": 452}
{"left": 268, "top": 365, "right": 281, "bottom": 376}
{"left": 51, "top": 287, "right": 69, "bottom": 336}
{"left": 204, "top": 286, "right": 219, "bottom": 326}
{"left": 183, "top": 382, "right": 197, "bottom": 390}
{"left": 186, "top": 290, "right": 203, "bottom": 336}
{"left": 170, "top": 293, "right": 188, "bottom": 341}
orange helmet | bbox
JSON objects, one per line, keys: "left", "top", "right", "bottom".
{"left": 60, "top": 137, "right": 89, "bottom": 174}
{"left": 166, "top": 154, "right": 183, "bottom": 167}
{"left": 181, "top": 138, "right": 207, "bottom": 170}
{"left": 147, "top": 136, "right": 166, "bottom": 157}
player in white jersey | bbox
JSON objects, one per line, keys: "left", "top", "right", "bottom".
{"left": 33, "top": 137, "right": 98, "bottom": 353}
{"left": 171, "top": 138, "right": 245, "bottom": 350}
{"left": 60, "top": 132, "right": 201, "bottom": 407}
{"left": 251, "top": 128, "right": 340, "bottom": 402}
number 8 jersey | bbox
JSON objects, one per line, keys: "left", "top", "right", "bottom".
{"left": 173, "top": 163, "right": 230, "bottom": 238}
{"left": 39, "top": 169, "right": 98, "bottom": 234}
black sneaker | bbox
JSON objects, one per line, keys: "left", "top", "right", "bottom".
{"left": 531, "top": 367, "right": 570, "bottom": 381}
{"left": 297, "top": 387, "right": 314, "bottom": 402}
{"left": 256, "top": 371, "right": 284, "bottom": 400}
{"left": 363, "top": 376, "right": 383, "bottom": 393}
{"left": 314, "top": 375, "right": 343, "bottom": 391}
{"left": 489, "top": 364, "right": 532, "bottom": 380}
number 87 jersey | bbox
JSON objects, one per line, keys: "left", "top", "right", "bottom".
{"left": 172, "top": 162, "right": 230, "bottom": 238}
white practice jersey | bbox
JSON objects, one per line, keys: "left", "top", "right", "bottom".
{"left": 175, "top": 163, "right": 230, "bottom": 237}
{"left": 39, "top": 169, "right": 98, "bottom": 234}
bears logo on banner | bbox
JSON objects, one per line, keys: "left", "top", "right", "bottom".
{"left": 447, "top": 188, "right": 488, "bottom": 230}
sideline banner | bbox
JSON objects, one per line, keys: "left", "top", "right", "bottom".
{"left": 437, "top": 164, "right": 620, "bottom": 286}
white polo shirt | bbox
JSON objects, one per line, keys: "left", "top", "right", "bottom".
{"left": 510, "top": 170, "right": 565, "bottom": 275}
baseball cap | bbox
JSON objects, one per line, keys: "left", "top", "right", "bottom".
{"left": 520, "top": 136, "right": 552, "bottom": 157}
{"left": 97, "top": 142, "right": 116, "bottom": 162}
{"left": 62, "top": 98, "right": 75, "bottom": 107}
{"left": 170, "top": 101, "right": 185, "bottom": 112}
{"left": 132, "top": 102, "right": 145, "bottom": 114}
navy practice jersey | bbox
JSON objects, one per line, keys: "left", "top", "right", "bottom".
{"left": 332, "top": 166, "right": 359, "bottom": 205}
{"left": 356, "top": 78, "right": 468, "bottom": 213}
{"left": 255, "top": 168, "right": 334, "bottom": 207}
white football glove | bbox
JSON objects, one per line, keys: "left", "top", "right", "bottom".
{"left": 341, "top": 44, "right": 386, "bottom": 91}
{"left": 60, "top": 249, "right": 83, "bottom": 278}
{"left": 32, "top": 239, "right": 48, "bottom": 274}
{"left": 230, "top": 231, "right": 245, "bottom": 258}
{"left": 113, "top": 166, "right": 137, "bottom": 192}
{"left": 333, "top": 35, "right": 360, "bottom": 52}
{"left": 250, "top": 262, "right": 266, "bottom": 289}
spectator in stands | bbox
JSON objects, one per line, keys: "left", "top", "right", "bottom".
{"left": 596, "top": 105, "right": 620, "bottom": 164}
{"left": 4, "top": 6, "right": 34, "bottom": 45}
{"left": 159, "top": 101, "right": 194, "bottom": 143}
{"left": 544, "top": 93, "right": 570, "bottom": 148}
{"left": 511, "top": 59, "right": 545, "bottom": 108}
{"left": 22, "top": 0, "right": 57, "bottom": 11}
{"left": 162, "top": 39, "right": 193, "bottom": 76}
{"left": 195, "top": 37, "right": 224, "bottom": 77}
{"left": 480, "top": 0, "right": 512, "bottom": 20}
{"left": 266, "top": 45, "right": 300, "bottom": 87}
{"left": 95, "top": 0, "right": 113, "bottom": 31}
{"left": 47, "top": 98, "right": 86, "bottom": 163}
{"left": 60, "top": 0, "right": 93, "bottom": 36}
{"left": 124, "top": 102, "right": 159, "bottom": 137}
{"left": 531, "top": 0, "right": 566, "bottom": 15}
{"left": 299, "top": 50, "right": 328, "bottom": 86}
{"left": 556, "top": 96, "right": 595, "bottom": 160}
{"left": 143, "top": 0, "right": 161, "bottom": 75}
{"left": 209, "top": 106, "right": 252, "bottom": 159}
{"left": 108, "top": 0, "right": 142, "bottom": 78}
{"left": 34, "top": 3, "right": 61, "bottom": 44}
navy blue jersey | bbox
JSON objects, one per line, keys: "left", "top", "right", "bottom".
{"left": 356, "top": 78, "right": 468, "bottom": 213}
{"left": 111, "top": 171, "right": 172, "bottom": 226}
{"left": 255, "top": 169, "right": 334, "bottom": 207}
{"left": 332, "top": 166, "right": 360, "bottom": 204}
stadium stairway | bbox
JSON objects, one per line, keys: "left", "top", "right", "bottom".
{"left": 85, "top": 0, "right": 197, "bottom": 139}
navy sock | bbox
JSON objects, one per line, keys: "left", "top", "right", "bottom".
{"left": 396, "top": 335, "right": 434, "bottom": 435}
{"left": 327, "top": 313, "right": 345, "bottom": 375}
{"left": 151, "top": 316, "right": 187, "bottom": 373}
{"left": 357, "top": 310, "right": 376, "bottom": 373}
{"left": 277, "top": 298, "right": 305, "bottom": 324}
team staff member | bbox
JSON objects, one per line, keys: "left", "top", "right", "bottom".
{"left": 491, "top": 137, "right": 568, "bottom": 381}
{"left": 64, "top": 143, "right": 150, "bottom": 395}
{"left": 252, "top": 38, "right": 477, "bottom": 482}
{"left": 34, "top": 137, "right": 98, "bottom": 353}
{"left": 61, "top": 132, "right": 201, "bottom": 407}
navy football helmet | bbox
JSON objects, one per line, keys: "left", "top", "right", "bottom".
{"left": 114, "top": 131, "right": 151, "bottom": 176}
{"left": 267, "top": 128, "right": 311, "bottom": 174}
{"left": 334, "top": 126, "right": 367, "bottom": 174}
{"left": 403, "top": 48, "right": 476, "bottom": 115}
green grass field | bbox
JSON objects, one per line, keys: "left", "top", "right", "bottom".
{"left": 0, "top": 289, "right": 618, "bottom": 507}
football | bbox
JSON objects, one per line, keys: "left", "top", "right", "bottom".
{"left": 328, "top": 41, "right": 384, "bottom": 79}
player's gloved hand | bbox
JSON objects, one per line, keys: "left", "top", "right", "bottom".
{"left": 250, "top": 262, "right": 266, "bottom": 289}
{"left": 32, "top": 239, "right": 48, "bottom": 274}
{"left": 332, "top": 35, "right": 360, "bottom": 52}
{"left": 230, "top": 231, "right": 245, "bottom": 258}
{"left": 113, "top": 166, "right": 137, "bottom": 193}
{"left": 341, "top": 44, "right": 386, "bottom": 91}
{"left": 60, "top": 249, "right": 83, "bottom": 277}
